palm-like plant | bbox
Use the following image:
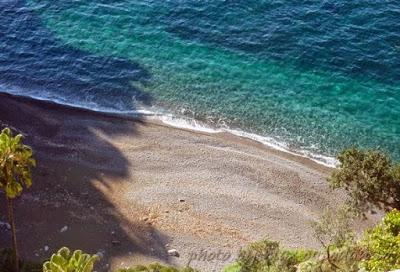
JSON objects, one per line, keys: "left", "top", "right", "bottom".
{"left": 0, "top": 127, "right": 36, "bottom": 272}
{"left": 43, "top": 247, "right": 99, "bottom": 272}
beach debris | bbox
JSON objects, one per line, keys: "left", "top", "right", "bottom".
{"left": 167, "top": 249, "right": 180, "bottom": 257}
{"left": 0, "top": 221, "right": 11, "bottom": 231}
{"left": 96, "top": 250, "right": 105, "bottom": 259}
{"left": 112, "top": 240, "right": 121, "bottom": 247}
{"left": 60, "top": 225, "right": 68, "bottom": 233}
{"left": 178, "top": 198, "right": 185, "bottom": 203}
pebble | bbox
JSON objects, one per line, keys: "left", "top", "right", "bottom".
{"left": 96, "top": 251, "right": 105, "bottom": 259}
{"left": 60, "top": 226, "right": 68, "bottom": 233}
{"left": 112, "top": 240, "right": 121, "bottom": 246}
{"left": 44, "top": 246, "right": 49, "bottom": 252}
{"left": 167, "top": 249, "right": 179, "bottom": 257}
{"left": 0, "top": 221, "right": 11, "bottom": 230}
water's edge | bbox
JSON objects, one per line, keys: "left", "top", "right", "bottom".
{"left": 0, "top": 88, "right": 337, "bottom": 168}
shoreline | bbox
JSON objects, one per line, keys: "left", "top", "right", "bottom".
{"left": 0, "top": 90, "right": 337, "bottom": 168}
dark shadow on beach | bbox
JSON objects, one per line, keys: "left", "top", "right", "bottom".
{"left": 0, "top": 93, "right": 170, "bottom": 270}
{"left": 0, "top": 1, "right": 171, "bottom": 270}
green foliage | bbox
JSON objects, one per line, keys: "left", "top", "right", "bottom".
{"left": 0, "top": 127, "right": 36, "bottom": 199}
{"left": 237, "top": 239, "right": 316, "bottom": 272}
{"left": 0, "top": 127, "right": 36, "bottom": 271}
{"left": 117, "top": 263, "right": 198, "bottom": 272}
{"left": 222, "top": 262, "right": 241, "bottom": 272}
{"left": 42, "top": 247, "right": 99, "bottom": 272}
{"left": 0, "top": 248, "right": 41, "bottom": 272}
{"left": 328, "top": 147, "right": 400, "bottom": 214}
{"left": 311, "top": 206, "right": 355, "bottom": 248}
{"left": 360, "top": 209, "right": 400, "bottom": 272}
{"left": 298, "top": 244, "right": 369, "bottom": 272}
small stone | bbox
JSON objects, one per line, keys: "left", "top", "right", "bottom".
{"left": 165, "top": 243, "right": 170, "bottom": 248}
{"left": 0, "top": 221, "right": 11, "bottom": 230}
{"left": 178, "top": 199, "right": 185, "bottom": 203}
{"left": 111, "top": 230, "right": 115, "bottom": 235}
{"left": 44, "top": 246, "right": 49, "bottom": 252}
{"left": 142, "top": 217, "right": 149, "bottom": 222}
{"left": 96, "top": 251, "right": 105, "bottom": 259}
{"left": 112, "top": 240, "right": 121, "bottom": 246}
{"left": 60, "top": 226, "right": 68, "bottom": 233}
{"left": 90, "top": 206, "right": 95, "bottom": 210}
{"left": 167, "top": 249, "right": 179, "bottom": 257}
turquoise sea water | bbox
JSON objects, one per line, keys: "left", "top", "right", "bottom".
{"left": 1, "top": 1, "right": 399, "bottom": 164}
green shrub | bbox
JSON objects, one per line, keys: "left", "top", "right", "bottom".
{"left": 222, "top": 262, "right": 241, "bottom": 272}
{"left": 311, "top": 206, "right": 355, "bottom": 248}
{"left": 328, "top": 147, "right": 400, "bottom": 214}
{"left": 237, "top": 239, "right": 316, "bottom": 272}
{"left": 360, "top": 209, "right": 400, "bottom": 272}
{"left": 43, "top": 247, "right": 99, "bottom": 272}
{"left": 298, "top": 244, "right": 369, "bottom": 272}
{"left": 117, "top": 263, "right": 198, "bottom": 272}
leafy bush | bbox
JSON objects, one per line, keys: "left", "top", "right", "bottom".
{"left": 236, "top": 239, "right": 316, "bottom": 272}
{"left": 43, "top": 247, "right": 99, "bottom": 272}
{"left": 311, "top": 206, "right": 355, "bottom": 248}
{"left": 298, "top": 244, "right": 369, "bottom": 272}
{"left": 360, "top": 209, "right": 400, "bottom": 272}
{"left": 222, "top": 262, "right": 241, "bottom": 272}
{"left": 117, "top": 263, "right": 198, "bottom": 272}
{"left": 329, "top": 147, "right": 400, "bottom": 214}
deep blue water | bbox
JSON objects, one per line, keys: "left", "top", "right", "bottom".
{"left": 1, "top": 1, "right": 400, "bottom": 164}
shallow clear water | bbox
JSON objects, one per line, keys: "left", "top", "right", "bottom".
{"left": 1, "top": 1, "right": 400, "bottom": 163}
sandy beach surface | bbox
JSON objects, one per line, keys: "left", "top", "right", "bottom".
{"left": 0, "top": 92, "right": 371, "bottom": 271}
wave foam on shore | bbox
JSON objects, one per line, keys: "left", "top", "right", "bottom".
{"left": 0, "top": 86, "right": 338, "bottom": 168}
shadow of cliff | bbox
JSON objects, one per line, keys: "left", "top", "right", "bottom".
{"left": 0, "top": 1, "right": 171, "bottom": 270}
{"left": 0, "top": 93, "right": 170, "bottom": 271}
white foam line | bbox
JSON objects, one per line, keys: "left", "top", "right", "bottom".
{"left": 0, "top": 87, "right": 338, "bottom": 168}
{"left": 155, "top": 114, "right": 338, "bottom": 168}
